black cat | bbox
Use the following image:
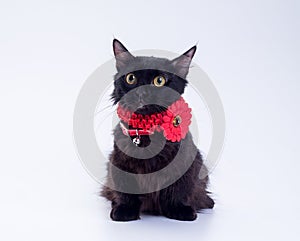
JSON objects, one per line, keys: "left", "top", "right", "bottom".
{"left": 101, "top": 39, "right": 214, "bottom": 221}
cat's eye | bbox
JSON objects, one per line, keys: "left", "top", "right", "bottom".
{"left": 153, "top": 76, "right": 166, "bottom": 87}
{"left": 125, "top": 73, "right": 137, "bottom": 85}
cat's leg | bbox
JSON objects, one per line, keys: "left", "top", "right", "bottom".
{"left": 159, "top": 182, "right": 197, "bottom": 221}
{"left": 160, "top": 202, "right": 197, "bottom": 221}
{"left": 106, "top": 153, "right": 142, "bottom": 221}
{"left": 158, "top": 150, "right": 203, "bottom": 221}
{"left": 110, "top": 192, "right": 141, "bottom": 221}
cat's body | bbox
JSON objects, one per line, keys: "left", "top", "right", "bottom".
{"left": 101, "top": 39, "right": 214, "bottom": 221}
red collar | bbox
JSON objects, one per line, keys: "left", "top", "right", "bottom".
{"left": 120, "top": 122, "right": 155, "bottom": 136}
{"left": 117, "top": 97, "right": 192, "bottom": 143}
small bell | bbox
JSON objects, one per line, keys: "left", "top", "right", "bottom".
{"left": 132, "top": 136, "right": 141, "bottom": 146}
{"left": 132, "top": 129, "right": 141, "bottom": 146}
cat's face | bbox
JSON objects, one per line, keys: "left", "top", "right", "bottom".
{"left": 111, "top": 39, "right": 196, "bottom": 115}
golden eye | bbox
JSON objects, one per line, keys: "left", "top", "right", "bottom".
{"left": 153, "top": 76, "right": 166, "bottom": 87}
{"left": 125, "top": 73, "right": 137, "bottom": 85}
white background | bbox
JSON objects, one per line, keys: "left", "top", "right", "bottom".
{"left": 0, "top": 0, "right": 299, "bottom": 240}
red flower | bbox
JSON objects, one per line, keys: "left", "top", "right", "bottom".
{"left": 117, "top": 97, "right": 192, "bottom": 142}
{"left": 161, "top": 97, "right": 192, "bottom": 142}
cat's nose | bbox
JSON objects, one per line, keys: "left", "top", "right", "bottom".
{"left": 135, "top": 88, "right": 148, "bottom": 98}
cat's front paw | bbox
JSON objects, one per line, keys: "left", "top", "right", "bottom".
{"left": 110, "top": 204, "right": 140, "bottom": 222}
{"left": 163, "top": 204, "right": 197, "bottom": 221}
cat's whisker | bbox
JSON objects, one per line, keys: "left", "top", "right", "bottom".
{"left": 94, "top": 110, "right": 116, "bottom": 132}
{"left": 94, "top": 104, "right": 115, "bottom": 116}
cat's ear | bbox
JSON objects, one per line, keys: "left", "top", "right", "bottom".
{"left": 171, "top": 45, "right": 197, "bottom": 78}
{"left": 113, "top": 39, "right": 134, "bottom": 71}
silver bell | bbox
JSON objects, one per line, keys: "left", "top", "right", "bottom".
{"left": 132, "top": 136, "right": 141, "bottom": 146}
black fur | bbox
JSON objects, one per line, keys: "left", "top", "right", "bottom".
{"left": 101, "top": 39, "right": 214, "bottom": 221}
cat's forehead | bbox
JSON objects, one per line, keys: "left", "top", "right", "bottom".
{"left": 115, "top": 56, "right": 175, "bottom": 78}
